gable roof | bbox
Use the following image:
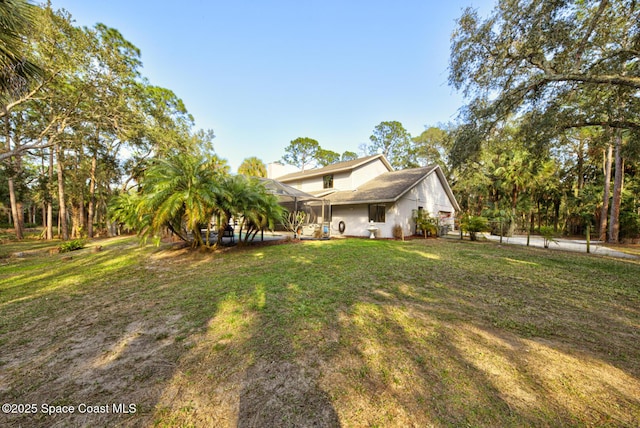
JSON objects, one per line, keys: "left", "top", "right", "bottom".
{"left": 326, "top": 165, "right": 461, "bottom": 211}
{"left": 276, "top": 154, "right": 393, "bottom": 182}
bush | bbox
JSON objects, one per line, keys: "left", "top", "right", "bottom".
{"left": 489, "top": 217, "right": 514, "bottom": 237}
{"left": 461, "top": 216, "right": 489, "bottom": 241}
{"left": 392, "top": 224, "right": 404, "bottom": 240}
{"left": 59, "top": 239, "right": 85, "bottom": 253}
{"left": 539, "top": 226, "right": 558, "bottom": 248}
{"left": 412, "top": 209, "right": 438, "bottom": 238}
{"left": 620, "top": 198, "right": 640, "bottom": 239}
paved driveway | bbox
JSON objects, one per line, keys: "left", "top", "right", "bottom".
{"left": 446, "top": 231, "right": 637, "bottom": 259}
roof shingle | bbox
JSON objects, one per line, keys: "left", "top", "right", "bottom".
{"left": 276, "top": 154, "right": 390, "bottom": 181}
{"left": 326, "top": 165, "right": 438, "bottom": 205}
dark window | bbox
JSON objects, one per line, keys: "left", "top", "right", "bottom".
{"left": 323, "top": 174, "right": 334, "bottom": 189}
{"left": 369, "top": 204, "right": 386, "bottom": 223}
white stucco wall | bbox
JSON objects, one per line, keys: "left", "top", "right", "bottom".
{"left": 330, "top": 171, "right": 456, "bottom": 238}
{"left": 417, "top": 171, "right": 457, "bottom": 227}
{"left": 392, "top": 172, "right": 456, "bottom": 236}
{"left": 350, "top": 160, "right": 391, "bottom": 189}
{"left": 286, "top": 158, "right": 390, "bottom": 193}
{"left": 332, "top": 171, "right": 353, "bottom": 190}
{"left": 330, "top": 205, "right": 374, "bottom": 237}
{"left": 296, "top": 176, "right": 324, "bottom": 193}
{"left": 330, "top": 203, "right": 408, "bottom": 238}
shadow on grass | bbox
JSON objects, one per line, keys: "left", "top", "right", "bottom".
{"left": 1, "top": 237, "right": 639, "bottom": 426}
{"left": 149, "top": 238, "right": 640, "bottom": 426}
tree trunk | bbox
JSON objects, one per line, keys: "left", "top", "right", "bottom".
{"left": 47, "top": 148, "right": 54, "bottom": 240}
{"left": 77, "top": 151, "right": 85, "bottom": 236}
{"left": 553, "top": 199, "right": 561, "bottom": 232}
{"left": 600, "top": 143, "right": 612, "bottom": 241}
{"left": 106, "top": 216, "right": 115, "bottom": 237}
{"left": 608, "top": 132, "right": 623, "bottom": 243}
{"left": 56, "top": 143, "right": 69, "bottom": 240}
{"left": 7, "top": 177, "right": 23, "bottom": 239}
{"left": 544, "top": 205, "right": 549, "bottom": 227}
{"left": 576, "top": 139, "right": 585, "bottom": 195}
{"left": 87, "top": 154, "right": 97, "bottom": 238}
{"left": 47, "top": 202, "right": 53, "bottom": 239}
{"left": 17, "top": 202, "right": 25, "bottom": 231}
{"left": 529, "top": 211, "right": 535, "bottom": 234}
{"left": 69, "top": 149, "right": 84, "bottom": 238}
{"left": 71, "top": 205, "right": 81, "bottom": 239}
{"left": 4, "top": 111, "right": 23, "bottom": 239}
{"left": 78, "top": 201, "right": 85, "bottom": 237}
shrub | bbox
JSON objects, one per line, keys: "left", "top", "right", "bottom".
{"left": 489, "top": 217, "right": 514, "bottom": 237}
{"left": 392, "top": 224, "right": 404, "bottom": 240}
{"left": 282, "top": 211, "right": 307, "bottom": 239}
{"left": 620, "top": 198, "right": 640, "bottom": 239}
{"left": 461, "top": 216, "right": 489, "bottom": 241}
{"left": 412, "top": 209, "right": 438, "bottom": 238}
{"left": 539, "top": 226, "right": 558, "bottom": 248}
{"left": 59, "top": 239, "right": 85, "bottom": 253}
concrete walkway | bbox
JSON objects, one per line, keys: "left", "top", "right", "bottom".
{"left": 446, "top": 231, "right": 637, "bottom": 259}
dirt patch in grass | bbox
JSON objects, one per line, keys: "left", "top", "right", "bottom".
{"left": 1, "top": 237, "right": 639, "bottom": 426}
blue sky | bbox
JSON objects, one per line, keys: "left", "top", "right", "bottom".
{"left": 51, "top": 0, "right": 495, "bottom": 172}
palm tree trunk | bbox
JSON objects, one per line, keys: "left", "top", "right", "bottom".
{"left": 192, "top": 227, "right": 203, "bottom": 248}
{"left": 205, "top": 222, "right": 212, "bottom": 248}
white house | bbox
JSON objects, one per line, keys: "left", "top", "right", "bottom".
{"left": 274, "top": 155, "right": 460, "bottom": 238}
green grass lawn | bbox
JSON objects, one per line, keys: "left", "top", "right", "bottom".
{"left": 1, "top": 236, "right": 639, "bottom": 427}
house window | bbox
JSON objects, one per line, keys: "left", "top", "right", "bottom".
{"left": 323, "top": 174, "right": 334, "bottom": 189}
{"left": 369, "top": 204, "right": 386, "bottom": 223}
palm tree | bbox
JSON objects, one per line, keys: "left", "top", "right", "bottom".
{"left": 214, "top": 174, "right": 251, "bottom": 245}
{"left": 236, "top": 178, "right": 283, "bottom": 242}
{"left": 110, "top": 154, "right": 281, "bottom": 247}
{"left": 214, "top": 175, "right": 283, "bottom": 244}
{"left": 109, "top": 190, "right": 148, "bottom": 235}
{"left": 138, "top": 152, "right": 224, "bottom": 247}
{"left": 0, "top": 0, "right": 41, "bottom": 98}
{"left": 238, "top": 156, "right": 267, "bottom": 178}
{"left": 243, "top": 190, "right": 283, "bottom": 242}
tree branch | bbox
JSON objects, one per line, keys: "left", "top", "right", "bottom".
{"left": 573, "top": 0, "right": 610, "bottom": 67}
{"left": 543, "top": 73, "right": 640, "bottom": 89}
{"left": 562, "top": 120, "right": 640, "bottom": 131}
{"left": 0, "top": 72, "right": 60, "bottom": 118}
{"left": 0, "top": 139, "right": 56, "bottom": 161}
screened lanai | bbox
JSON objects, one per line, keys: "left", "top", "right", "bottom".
{"left": 260, "top": 178, "right": 331, "bottom": 238}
